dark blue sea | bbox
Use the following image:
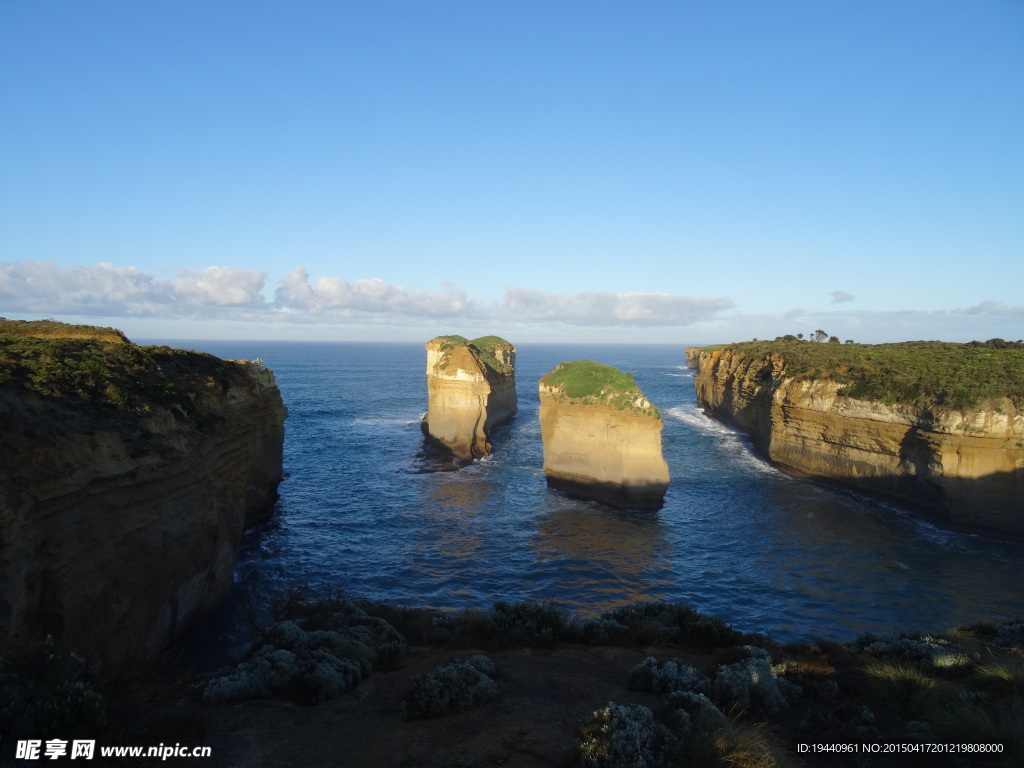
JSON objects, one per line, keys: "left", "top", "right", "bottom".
{"left": 160, "top": 341, "right": 1024, "bottom": 660}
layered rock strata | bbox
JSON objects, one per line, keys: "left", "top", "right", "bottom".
{"left": 685, "top": 347, "right": 704, "bottom": 369}
{"left": 694, "top": 346, "right": 1024, "bottom": 535}
{"left": 539, "top": 360, "right": 670, "bottom": 509}
{"left": 421, "top": 335, "right": 517, "bottom": 460}
{"left": 0, "top": 328, "right": 287, "bottom": 662}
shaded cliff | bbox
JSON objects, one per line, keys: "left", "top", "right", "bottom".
{"left": 694, "top": 341, "right": 1024, "bottom": 534}
{"left": 0, "top": 324, "right": 287, "bottom": 662}
{"left": 421, "top": 335, "right": 517, "bottom": 461}
{"left": 539, "top": 360, "right": 669, "bottom": 509}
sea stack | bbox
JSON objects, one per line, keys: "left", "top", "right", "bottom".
{"left": 539, "top": 360, "right": 670, "bottom": 509}
{"left": 422, "top": 335, "right": 517, "bottom": 460}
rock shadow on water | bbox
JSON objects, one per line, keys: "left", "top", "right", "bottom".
{"left": 406, "top": 443, "right": 475, "bottom": 473}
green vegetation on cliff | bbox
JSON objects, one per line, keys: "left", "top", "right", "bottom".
{"left": 0, "top": 317, "right": 129, "bottom": 343}
{"left": 709, "top": 340, "right": 1024, "bottom": 411}
{"left": 0, "top": 320, "right": 252, "bottom": 427}
{"left": 468, "top": 335, "right": 514, "bottom": 375}
{"left": 434, "top": 334, "right": 515, "bottom": 376}
{"left": 542, "top": 360, "right": 660, "bottom": 418}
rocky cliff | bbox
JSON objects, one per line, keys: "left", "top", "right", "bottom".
{"left": 694, "top": 343, "right": 1024, "bottom": 535}
{"left": 539, "top": 360, "right": 670, "bottom": 509}
{"left": 421, "top": 335, "right": 517, "bottom": 461}
{"left": 0, "top": 325, "right": 287, "bottom": 662}
{"left": 685, "top": 347, "right": 704, "bottom": 369}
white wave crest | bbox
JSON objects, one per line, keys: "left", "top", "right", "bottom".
{"left": 665, "top": 405, "right": 741, "bottom": 438}
{"left": 666, "top": 405, "right": 780, "bottom": 476}
{"left": 350, "top": 417, "right": 421, "bottom": 426}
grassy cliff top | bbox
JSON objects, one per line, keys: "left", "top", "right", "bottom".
{"left": 0, "top": 321, "right": 253, "bottom": 426}
{"left": 707, "top": 339, "right": 1024, "bottom": 411}
{"left": 0, "top": 317, "right": 130, "bottom": 343}
{"left": 431, "top": 334, "right": 515, "bottom": 376}
{"left": 541, "top": 360, "right": 660, "bottom": 418}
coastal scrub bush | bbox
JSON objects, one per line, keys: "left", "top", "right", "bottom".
{"left": 711, "top": 654, "right": 802, "bottom": 715}
{"left": 204, "top": 601, "right": 407, "bottom": 703}
{"left": 601, "top": 602, "right": 743, "bottom": 648}
{"left": 626, "top": 656, "right": 710, "bottom": 695}
{"left": 0, "top": 636, "right": 108, "bottom": 747}
{"left": 402, "top": 655, "right": 498, "bottom": 719}
{"left": 576, "top": 702, "right": 680, "bottom": 768}
{"left": 578, "top": 618, "right": 631, "bottom": 645}
{"left": 851, "top": 632, "right": 970, "bottom": 670}
{"left": 663, "top": 690, "right": 728, "bottom": 732}
{"left": 994, "top": 620, "right": 1024, "bottom": 649}
{"left": 485, "top": 600, "right": 568, "bottom": 646}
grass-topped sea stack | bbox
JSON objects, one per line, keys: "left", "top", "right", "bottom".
{"left": 422, "top": 335, "right": 517, "bottom": 461}
{"left": 693, "top": 339, "right": 1024, "bottom": 534}
{"left": 539, "top": 360, "right": 669, "bottom": 509}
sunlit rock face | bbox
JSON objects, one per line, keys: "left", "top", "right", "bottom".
{"left": 694, "top": 347, "right": 1024, "bottom": 535}
{"left": 539, "top": 360, "right": 670, "bottom": 509}
{"left": 685, "top": 347, "right": 704, "bottom": 369}
{"left": 421, "top": 335, "right": 517, "bottom": 461}
{"left": 0, "top": 327, "right": 286, "bottom": 662}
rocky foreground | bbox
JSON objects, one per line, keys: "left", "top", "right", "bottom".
{"left": 4, "top": 594, "right": 1021, "bottom": 768}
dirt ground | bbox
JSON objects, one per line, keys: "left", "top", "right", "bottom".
{"left": 195, "top": 643, "right": 695, "bottom": 768}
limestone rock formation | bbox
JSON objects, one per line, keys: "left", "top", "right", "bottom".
{"left": 539, "top": 360, "right": 670, "bottom": 509}
{"left": 694, "top": 345, "right": 1024, "bottom": 535}
{"left": 685, "top": 347, "right": 704, "bottom": 369}
{"left": 421, "top": 335, "right": 517, "bottom": 461}
{"left": 0, "top": 324, "right": 287, "bottom": 662}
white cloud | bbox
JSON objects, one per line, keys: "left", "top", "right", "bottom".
{"left": 957, "top": 300, "right": 1024, "bottom": 316}
{"left": 501, "top": 287, "right": 734, "bottom": 326}
{"left": 174, "top": 266, "right": 267, "bottom": 306}
{"left": 273, "top": 267, "right": 482, "bottom": 318}
{"left": 0, "top": 260, "right": 267, "bottom": 318}
{"left": 830, "top": 290, "right": 856, "bottom": 304}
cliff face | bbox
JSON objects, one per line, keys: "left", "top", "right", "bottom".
{"left": 539, "top": 361, "right": 669, "bottom": 509}
{"left": 0, "top": 337, "right": 286, "bottom": 662}
{"left": 421, "top": 336, "right": 517, "bottom": 461}
{"left": 685, "top": 347, "right": 703, "bottom": 369}
{"left": 694, "top": 347, "right": 1024, "bottom": 535}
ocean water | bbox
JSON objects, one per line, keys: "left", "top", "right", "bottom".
{"left": 167, "top": 340, "right": 1024, "bottom": 656}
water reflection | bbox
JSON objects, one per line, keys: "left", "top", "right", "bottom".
{"left": 530, "top": 493, "right": 674, "bottom": 615}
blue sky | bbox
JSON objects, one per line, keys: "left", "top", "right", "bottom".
{"left": 2, "top": 1, "right": 1022, "bottom": 343}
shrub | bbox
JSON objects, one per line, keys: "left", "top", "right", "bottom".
{"left": 577, "top": 702, "right": 679, "bottom": 768}
{"left": 204, "top": 600, "right": 406, "bottom": 703}
{"left": 0, "top": 636, "right": 107, "bottom": 745}
{"left": 995, "top": 620, "right": 1024, "bottom": 649}
{"left": 626, "top": 656, "right": 710, "bottom": 695}
{"left": 601, "top": 602, "right": 742, "bottom": 648}
{"left": 402, "top": 655, "right": 498, "bottom": 719}
{"left": 664, "top": 690, "right": 727, "bottom": 731}
{"left": 851, "top": 632, "right": 970, "bottom": 670}
{"left": 711, "top": 657, "right": 801, "bottom": 715}
{"left": 486, "top": 600, "right": 568, "bottom": 646}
